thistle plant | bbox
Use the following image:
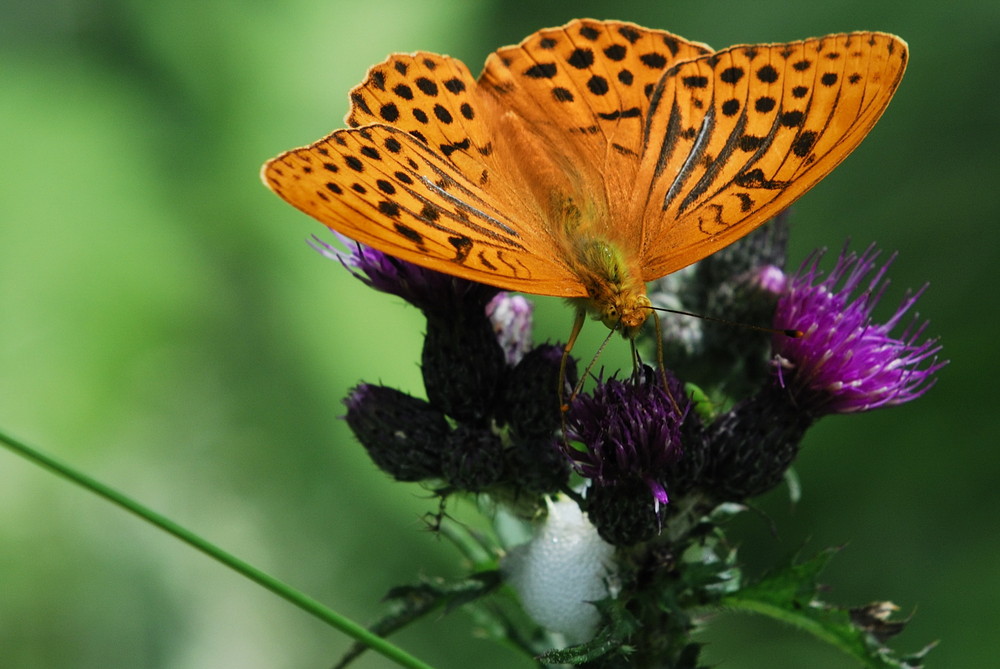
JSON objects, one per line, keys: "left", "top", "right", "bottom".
{"left": 324, "top": 215, "right": 944, "bottom": 668}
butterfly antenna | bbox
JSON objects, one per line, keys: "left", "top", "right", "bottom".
{"left": 648, "top": 305, "right": 803, "bottom": 339}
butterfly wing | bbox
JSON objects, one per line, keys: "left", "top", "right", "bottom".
{"left": 636, "top": 32, "right": 907, "bottom": 280}
{"left": 345, "top": 52, "right": 503, "bottom": 196}
{"left": 263, "top": 124, "right": 583, "bottom": 295}
{"left": 478, "top": 19, "right": 712, "bottom": 255}
{"left": 265, "top": 51, "right": 585, "bottom": 296}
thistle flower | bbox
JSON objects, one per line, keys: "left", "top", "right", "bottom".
{"left": 566, "top": 367, "right": 688, "bottom": 545}
{"left": 310, "top": 234, "right": 498, "bottom": 315}
{"left": 486, "top": 292, "right": 534, "bottom": 366}
{"left": 772, "top": 243, "right": 945, "bottom": 415}
{"left": 703, "top": 243, "right": 946, "bottom": 501}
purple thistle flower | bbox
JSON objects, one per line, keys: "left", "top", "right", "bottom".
{"left": 756, "top": 263, "right": 789, "bottom": 296}
{"left": 486, "top": 292, "right": 534, "bottom": 366}
{"left": 310, "top": 234, "right": 498, "bottom": 314}
{"left": 773, "top": 243, "right": 946, "bottom": 415}
{"left": 566, "top": 367, "right": 688, "bottom": 538}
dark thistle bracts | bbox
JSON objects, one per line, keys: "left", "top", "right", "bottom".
{"left": 331, "top": 238, "right": 574, "bottom": 498}
{"left": 321, "top": 233, "right": 943, "bottom": 667}
{"left": 333, "top": 233, "right": 945, "bottom": 527}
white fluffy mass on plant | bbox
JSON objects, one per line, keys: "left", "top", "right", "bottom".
{"left": 501, "top": 496, "right": 617, "bottom": 644}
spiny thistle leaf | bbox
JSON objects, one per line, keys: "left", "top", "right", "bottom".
{"left": 718, "top": 548, "right": 933, "bottom": 668}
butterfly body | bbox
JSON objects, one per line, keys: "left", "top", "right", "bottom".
{"left": 563, "top": 236, "right": 650, "bottom": 336}
{"left": 263, "top": 20, "right": 906, "bottom": 336}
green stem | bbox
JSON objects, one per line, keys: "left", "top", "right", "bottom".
{"left": 0, "top": 427, "right": 436, "bottom": 669}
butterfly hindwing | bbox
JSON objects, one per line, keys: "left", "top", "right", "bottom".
{"left": 637, "top": 32, "right": 907, "bottom": 280}
{"left": 262, "top": 125, "right": 583, "bottom": 295}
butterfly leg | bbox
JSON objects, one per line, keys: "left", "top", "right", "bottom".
{"left": 651, "top": 314, "right": 683, "bottom": 415}
{"left": 629, "top": 339, "right": 642, "bottom": 373}
{"left": 558, "top": 309, "right": 587, "bottom": 415}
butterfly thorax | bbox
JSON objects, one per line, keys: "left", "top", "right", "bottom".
{"left": 568, "top": 237, "right": 651, "bottom": 339}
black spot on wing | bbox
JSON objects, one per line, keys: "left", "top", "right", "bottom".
{"left": 394, "top": 221, "right": 423, "bottom": 244}
{"left": 792, "top": 130, "right": 818, "bottom": 157}
{"left": 756, "top": 64, "right": 779, "bottom": 83}
{"left": 448, "top": 235, "right": 473, "bottom": 263}
{"left": 736, "top": 192, "right": 754, "bottom": 212}
{"left": 568, "top": 48, "right": 595, "bottom": 69}
{"left": 734, "top": 168, "right": 789, "bottom": 190}
{"left": 640, "top": 52, "right": 668, "bottom": 69}
{"left": 719, "top": 66, "right": 744, "bottom": 84}
{"left": 618, "top": 26, "right": 640, "bottom": 43}
{"left": 604, "top": 44, "right": 627, "bottom": 61}
{"left": 379, "top": 200, "right": 401, "bottom": 217}
{"left": 525, "top": 63, "right": 558, "bottom": 78}
{"left": 415, "top": 77, "right": 438, "bottom": 96}
{"left": 587, "top": 75, "right": 609, "bottom": 95}
{"left": 598, "top": 107, "right": 641, "bottom": 121}
{"left": 380, "top": 103, "right": 400, "bottom": 122}
{"left": 476, "top": 251, "right": 497, "bottom": 271}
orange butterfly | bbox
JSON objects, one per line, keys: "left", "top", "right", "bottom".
{"left": 262, "top": 19, "right": 906, "bottom": 338}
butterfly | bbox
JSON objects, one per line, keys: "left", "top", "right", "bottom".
{"left": 262, "top": 19, "right": 906, "bottom": 338}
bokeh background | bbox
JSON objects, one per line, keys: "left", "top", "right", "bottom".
{"left": 1, "top": 1, "right": 996, "bottom": 667}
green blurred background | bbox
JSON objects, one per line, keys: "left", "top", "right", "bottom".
{"left": 1, "top": 1, "right": 995, "bottom": 667}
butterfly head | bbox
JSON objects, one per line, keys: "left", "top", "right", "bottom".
{"left": 596, "top": 291, "right": 652, "bottom": 339}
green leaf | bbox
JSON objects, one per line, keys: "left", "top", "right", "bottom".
{"left": 685, "top": 382, "right": 719, "bottom": 423}
{"left": 717, "top": 548, "right": 933, "bottom": 668}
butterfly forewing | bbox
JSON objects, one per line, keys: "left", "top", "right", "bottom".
{"left": 479, "top": 19, "right": 711, "bottom": 237}
{"left": 345, "top": 53, "right": 502, "bottom": 189}
{"left": 262, "top": 125, "right": 582, "bottom": 295}
{"left": 637, "top": 32, "right": 907, "bottom": 280}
